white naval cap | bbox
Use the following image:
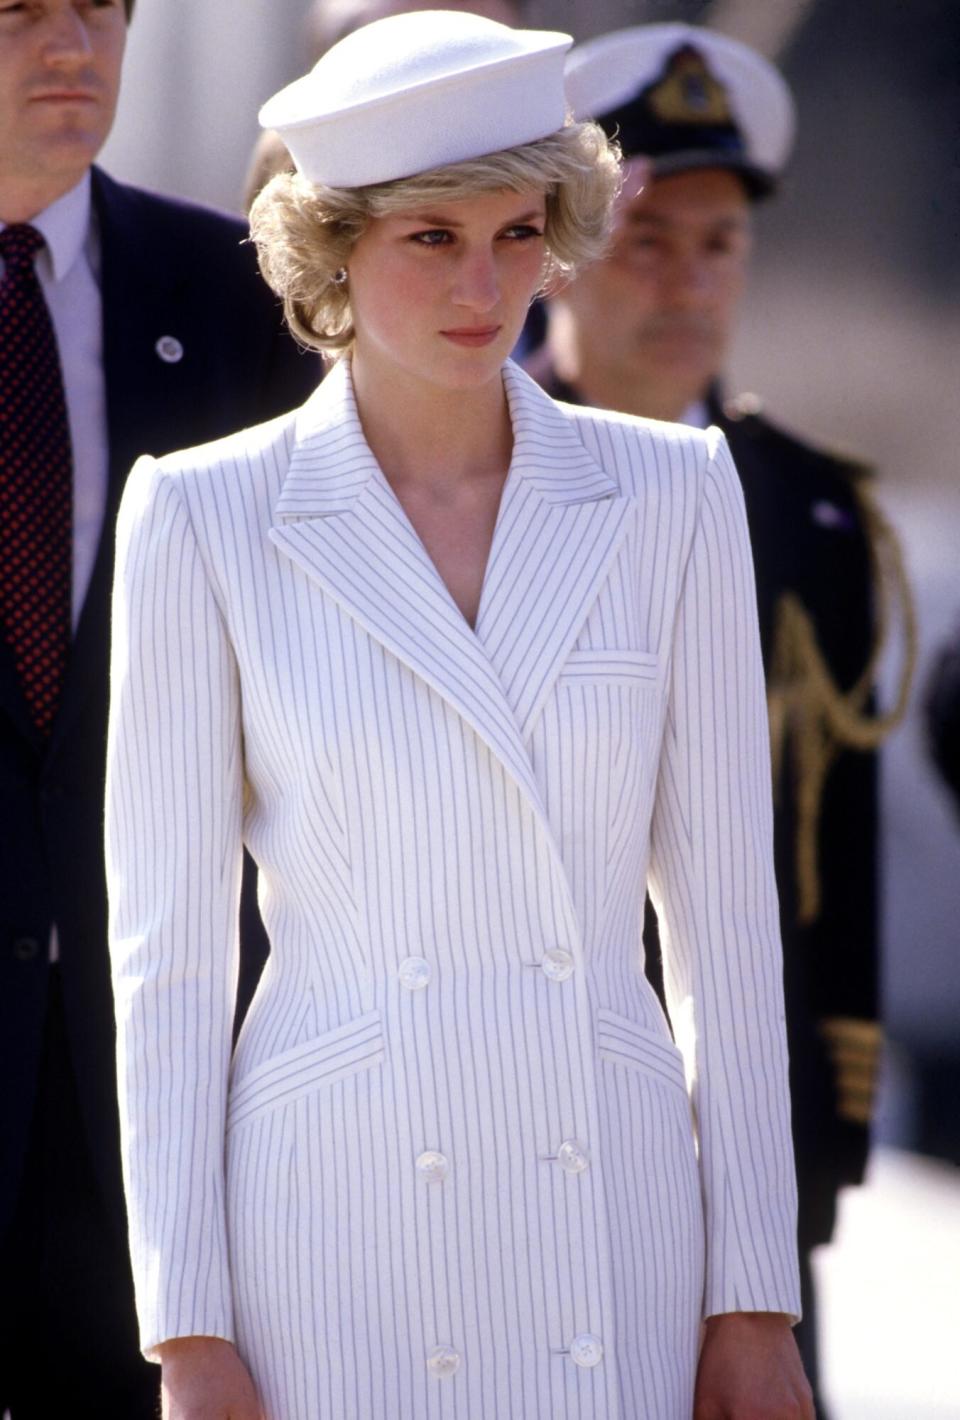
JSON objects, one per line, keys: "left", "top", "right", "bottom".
{"left": 259, "top": 9, "right": 572, "bottom": 189}
{"left": 564, "top": 23, "right": 795, "bottom": 197}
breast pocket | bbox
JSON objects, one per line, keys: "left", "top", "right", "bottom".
{"left": 548, "top": 650, "right": 663, "bottom": 879}
{"left": 557, "top": 648, "right": 661, "bottom": 688}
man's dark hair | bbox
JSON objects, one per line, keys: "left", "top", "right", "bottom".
{"left": 124, "top": 0, "right": 135, "bottom": 16}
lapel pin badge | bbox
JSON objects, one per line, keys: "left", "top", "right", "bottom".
{"left": 811, "top": 499, "right": 852, "bottom": 531}
{"left": 155, "top": 335, "right": 185, "bottom": 364}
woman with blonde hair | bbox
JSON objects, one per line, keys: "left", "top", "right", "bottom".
{"left": 106, "top": 11, "right": 812, "bottom": 1419}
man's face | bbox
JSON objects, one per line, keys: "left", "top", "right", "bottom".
{"left": 0, "top": 0, "right": 126, "bottom": 215}
{"left": 558, "top": 160, "right": 752, "bottom": 415}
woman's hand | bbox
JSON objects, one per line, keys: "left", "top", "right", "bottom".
{"left": 694, "top": 1312, "right": 815, "bottom": 1420}
{"left": 155, "top": 1335, "right": 264, "bottom": 1420}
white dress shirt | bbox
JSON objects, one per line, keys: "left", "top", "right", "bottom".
{"left": 681, "top": 398, "right": 711, "bottom": 430}
{"left": 1, "top": 173, "right": 109, "bottom": 633}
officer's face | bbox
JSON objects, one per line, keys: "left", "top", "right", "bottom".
{"left": 0, "top": 0, "right": 126, "bottom": 219}
{"left": 556, "top": 162, "right": 752, "bottom": 418}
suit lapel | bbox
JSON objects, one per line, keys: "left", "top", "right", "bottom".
{"left": 40, "top": 170, "right": 162, "bottom": 757}
{"left": 2, "top": 171, "right": 137, "bottom": 754}
{"left": 270, "top": 362, "right": 550, "bottom": 820}
{"left": 271, "top": 361, "right": 634, "bottom": 821}
{"left": 475, "top": 364, "right": 634, "bottom": 739}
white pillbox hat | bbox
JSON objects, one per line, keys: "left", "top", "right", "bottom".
{"left": 259, "top": 9, "right": 573, "bottom": 189}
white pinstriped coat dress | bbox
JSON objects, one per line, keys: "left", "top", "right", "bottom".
{"left": 106, "top": 358, "right": 800, "bottom": 1419}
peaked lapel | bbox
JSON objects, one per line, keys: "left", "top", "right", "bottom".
{"left": 45, "top": 170, "right": 193, "bottom": 759}
{"left": 2, "top": 170, "right": 145, "bottom": 757}
{"left": 476, "top": 364, "right": 634, "bottom": 740}
{"left": 270, "top": 362, "right": 550, "bottom": 822}
{"left": 269, "top": 360, "right": 632, "bottom": 829}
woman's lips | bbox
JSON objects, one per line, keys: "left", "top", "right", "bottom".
{"left": 440, "top": 326, "right": 502, "bottom": 348}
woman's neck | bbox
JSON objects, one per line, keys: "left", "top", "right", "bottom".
{"left": 349, "top": 349, "right": 513, "bottom": 491}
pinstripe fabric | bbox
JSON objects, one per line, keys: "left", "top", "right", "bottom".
{"left": 106, "top": 358, "right": 799, "bottom": 1419}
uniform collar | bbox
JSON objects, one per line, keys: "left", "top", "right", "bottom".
{"left": 679, "top": 398, "right": 711, "bottom": 430}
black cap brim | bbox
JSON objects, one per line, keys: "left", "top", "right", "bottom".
{"left": 644, "top": 148, "right": 777, "bottom": 200}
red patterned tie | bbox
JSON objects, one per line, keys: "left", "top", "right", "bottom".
{"left": 0, "top": 224, "right": 73, "bottom": 736}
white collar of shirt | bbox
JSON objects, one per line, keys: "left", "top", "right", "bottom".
{"left": 680, "top": 399, "right": 711, "bottom": 430}
{"left": 1, "top": 172, "right": 94, "bottom": 281}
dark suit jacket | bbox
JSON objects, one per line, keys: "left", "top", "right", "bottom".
{"left": 534, "top": 367, "right": 879, "bottom": 1251}
{"left": 0, "top": 168, "right": 321, "bottom": 1232}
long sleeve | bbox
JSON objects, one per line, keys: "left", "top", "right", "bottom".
{"left": 647, "top": 430, "right": 800, "bottom": 1320}
{"left": 105, "top": 455, "right": 243, "bottom": 1356}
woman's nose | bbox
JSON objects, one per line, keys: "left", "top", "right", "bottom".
{"left": 452, "top": 249, "right": 500, "bottom": 312}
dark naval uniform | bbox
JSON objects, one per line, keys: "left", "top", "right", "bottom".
{"left": 534, "top": 366, "right": 883, "bottom": 1374}
{"left": 712, "top": 390, "right": 880, "bottom": 1245}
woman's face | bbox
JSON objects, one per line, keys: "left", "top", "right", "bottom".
{"left": 346, "top": 185, "right": 547, "bottom": 392}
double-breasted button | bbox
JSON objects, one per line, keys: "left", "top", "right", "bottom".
{"left": 416, "top": 1150, "right": 449, "bottom": 1183}
{"left": 569, "top": 1333, "right": 604, "bottom": 1368}
{"left": 398, "top": 956, "right": 431, "bottom": 991}
{"left": 541, "top": 948, "right": 575, "bottom": 982}
{"left": 426, "top": 1345, "right": 461, "bottom": 1378}
{"left": 12, "top": 936, "right": 40, "bottom": 962}
{"left": 557, "top": 1139, "right": 590, "bottom": 1175}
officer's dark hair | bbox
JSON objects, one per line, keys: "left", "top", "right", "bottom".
{"left": 124, "top": 0, "right": 135, "bottom": 17}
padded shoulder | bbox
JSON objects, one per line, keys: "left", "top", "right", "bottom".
{"left": 720, "top": 395, "right": 873, "bottom": 488}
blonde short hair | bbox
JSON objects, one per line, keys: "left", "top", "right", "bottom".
{"left": 249, "top": 121, "right": 621, "bottom": 355}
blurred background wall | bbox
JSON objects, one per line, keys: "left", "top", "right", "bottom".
{"left": 100, "top": 0, "right": 960, "bottom": 1157}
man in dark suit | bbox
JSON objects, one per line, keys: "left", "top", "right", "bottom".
{"left": 528, "top": 24, "right": 910, "bottom": 1418}
{"left": 0, "top": 3, "right": 319, "bottom": 1413}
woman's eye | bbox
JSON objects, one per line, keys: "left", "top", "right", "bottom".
{"left": 410, "top": 229, "right": 452, "bottom": 246}
{"left": 503, "top": 225, "right": 544, "bottom": 242}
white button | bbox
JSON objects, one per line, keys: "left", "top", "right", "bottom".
{"left": 557, "top": 1139, "right": 589, "bottom": 1175}
{"left": 155, "top": 334, "right": 184, "bottom": 363}
{"left": 570, "top": 1333, "right": 603, "bottom": 1368}
{"left": 541, "top": 948, "right": 575, "bottom": 982}
{"left": 427, "top": 1345, "right": 461, "bottom": 1378}
{"left": 398, "top": 956, "right": 431, "bottom": 990}
{"left": 416, "top": 1150, "right": 449, "bottom": 1183}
